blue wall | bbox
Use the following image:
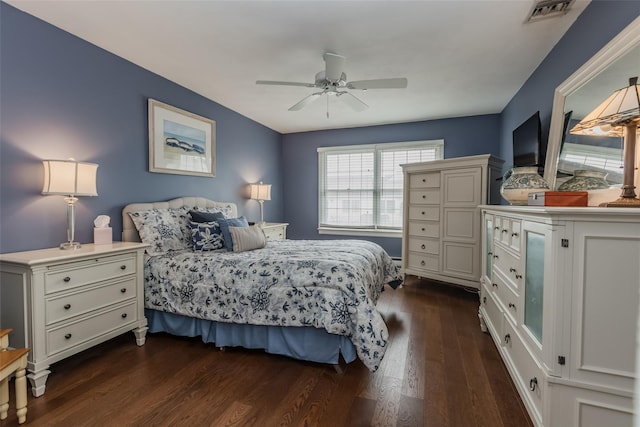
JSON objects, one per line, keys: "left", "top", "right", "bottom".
{"left": 500, "top": 1, "right": 640, "bottom": 166}
{"left": 282, "top": 115, "right": 501, "bottom": 258}
{"left": 0, "top": 3, "right": 284, "bottom": 253}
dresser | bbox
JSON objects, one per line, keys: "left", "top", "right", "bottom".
{"left": 260, "top": 222, "right": 288, "bottom": 241}
{"left": 0, "top": 242, "right": 148, "bottom": 397}
{"left": 401, "top": 154, "right": 503, "bottom": 288}
{"left": 479, "top": 206, "right": 640, "bottom": 427}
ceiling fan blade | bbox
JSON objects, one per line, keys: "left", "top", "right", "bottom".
{"left": 323, "top": 53, "right": 346, "bottom": 82}
{"left": 288, "top": 93, "right": 322, "bottom": 111}
{"left": 346, "top": 78, "right": 408, "bottom": 90}
{"left": 337, "top": 92, "right": 368, "bottom": 112}
{"left": 256, "top": 80, "right": 316, "bottom": 88}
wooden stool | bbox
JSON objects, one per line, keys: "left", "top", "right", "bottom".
{"left": 0, "top": 329, "right": 29, "bottom": 424}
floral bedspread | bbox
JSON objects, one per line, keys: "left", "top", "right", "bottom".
{"left": 144, "top": 239, "right": 402, "bottom": 371}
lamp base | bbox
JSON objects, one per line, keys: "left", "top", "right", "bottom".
{"left": 599, "top": 197, "right": 640, "bottom": 207}
{"left": 60, "top": 241, "right": 82, "bottom": 250}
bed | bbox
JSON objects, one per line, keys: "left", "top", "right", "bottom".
{"left": 122, "top": 197, "right": 402, "bottom": 371}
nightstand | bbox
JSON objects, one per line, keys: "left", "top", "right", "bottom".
{"left": 0, "top": 242, "right": 148, "bottom": 397}
{"left": 260, "top": 222, "right": 288, "bottom": 241}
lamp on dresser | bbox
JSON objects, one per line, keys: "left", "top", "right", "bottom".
{"left": 249, "top": 181, "right": 271, "bottom": 224}
{"left": 570, "top": 76, "right": 640, "bottom": 207}
{"left": 42, "top": 159, "right": 98, "bottom": 249}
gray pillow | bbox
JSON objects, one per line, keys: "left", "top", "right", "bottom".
{"left": 229, "top": 225, "right": 266, "bottom": 252}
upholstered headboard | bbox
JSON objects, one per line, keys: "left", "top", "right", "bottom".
{"left": 122, "top": 197, "right": 238, "bottom": 242}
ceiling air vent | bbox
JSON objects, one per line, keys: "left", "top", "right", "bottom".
{"left": 526, "top": 0, "right": 574, "bottom": 22}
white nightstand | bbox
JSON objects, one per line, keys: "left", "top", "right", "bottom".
{"left": 0, "top": 242, "right": 148, "bottom": 397}
{"left": 259, "top": 222, "right": 288, "bottom": 241}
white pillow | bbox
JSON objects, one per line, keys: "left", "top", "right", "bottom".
{"left": 229, "top": 225, "right": 266, "bottom": 252}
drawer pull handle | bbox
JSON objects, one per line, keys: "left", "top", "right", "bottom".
{"left": 515, "top": 274, "right": 522, "bottom": 279}
{"left": 483, "top": 296, "right": 487, "bottom": 304}
{"left": 421, "top": 228, "right": 425, "bottom": 231}
{"left": 421, "top": 244, "right": 426, "bottom": 250}
{"left": 64, "top": 304, "right": 71, "bottom": 310}
{"left": 121, "top": 288, "right": 127, "bottom": 293}
{"left": 512, "top": 232, "right": 519, "bottom": 237}
{"left": 488, "top": 251, "right": 492, "bottom": 256}
{"left": 495, "top": 226, "right": 500, "bottom": 230}
{"left": 492, "top": 283, "right": 498, "bottom": 288}
{"left": 508, "top": 303, "right": 516, "bottom": 310}
{"left": 420, "top": 260, "right": 426, "bottom": 266}
{"left": 502, "top": 229, "right": 509, "bottom": 233}
{"left": 121, "top": 313, "right": 127, "bottom": 319}
{"left": 65, "top": 333, "right": 72, "bottom": 340}
{"left": 63, "top": 276, "right": 71, "bottom": 283}
{"left": 529, "top": 377, "right": 538, "bottom": 392}
{"left": 504, "top": 333, "right": 510, "bottom": 344}
{"left": 422, "top": 195, "right": 426, "bottom": 199}
{"left": 510, "top": 267, "right": 516, "bottom": 273}
{"left": 493, "top": 255, "right": 499, "bottom": 259}
{"left": 120, "top": 265, "right": 127, "bottom": 270}
{"left": 421, "top": 211, "right": 425, "bottom": 215}
{"left": 422, "top": 178, "right": 426, "bottom": 183}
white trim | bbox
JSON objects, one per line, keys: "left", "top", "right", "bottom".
{"left": 318, "top": 227, "right": 402, "bottom": 238}
{"left": 317, "top": 139, "right": 444, "bottom": 153}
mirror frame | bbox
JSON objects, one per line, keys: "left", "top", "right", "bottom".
{"left": 543, "top": 15, "right": 640, "bottom": 189}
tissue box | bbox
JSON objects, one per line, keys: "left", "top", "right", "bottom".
{"left": 94, "top": 227, "right": 113, "bottom": 245}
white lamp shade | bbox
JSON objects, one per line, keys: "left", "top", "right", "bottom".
{"left": 42, "top": 160, "right": 98, "bottom": 196}
{"left": 570, "top": 78, "right": 640, "bottom": 136}
{"left": 249, "top": 182, "right": 271, "bottom": 201}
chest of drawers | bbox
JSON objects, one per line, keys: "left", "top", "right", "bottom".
{"left": 0, "top": 242, "right": 148, "bottom": 397}
{"left": 401, "top": 154, "right": 503, "bottom": 288}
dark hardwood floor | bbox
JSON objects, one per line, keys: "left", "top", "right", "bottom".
{"left": 5, "top": 276, "right": 532, "bottom": 426}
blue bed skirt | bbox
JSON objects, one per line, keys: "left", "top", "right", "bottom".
{"left": 145, "top": 309, "right": 357, "bottom": 366}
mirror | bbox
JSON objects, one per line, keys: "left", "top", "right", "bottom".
{"left": 543, "top": 16, "right": 640, "bottom": 190}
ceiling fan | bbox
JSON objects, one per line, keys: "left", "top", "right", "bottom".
{"left": 256, "top": 53, "right": 408, "bottom": 113}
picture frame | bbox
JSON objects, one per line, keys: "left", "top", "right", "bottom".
{"left": 148, "top": 98, "right": 216, "bottom": 177}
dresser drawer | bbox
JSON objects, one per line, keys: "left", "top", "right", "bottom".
{"left": 407, "top": 252, "right": 439, "bottom": 272}
{"left": 492, "top": 244, "right": 522, "bottom": 291}
{"left": 408, "top": 221, "right": 440, "bottom": 238}
{"left": 408, "top": 206, "right": 439, "bottom": 221}
{"left": 492, "top": 271, "right": 519, "bottom": 325}
{"left": 481, "top": 286, "right": 503, "bottom": 343}
{"left": 409, "top": 189, "right": 440, "bottom": 205}
{"left": 495, "top": 217, "right": 522, "bottom": 252}
{"left": 45, "top": 254, "right": 136, "bottom": 294}
{"left": 503, "top": 319, "right": 543, "bottom": 422}
{"left": 45, "top": 277, "right": 137, "bottom": 325}
{"left": 46, "top": 301, "right": 138, "bottom": 357}
{"left": 407, "top": 237, "right": 439, "bottom": 255}
{"left": 409, "top": 172, "right": 440, "bottom": 188}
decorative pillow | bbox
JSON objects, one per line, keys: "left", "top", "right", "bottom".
{"left": 128, "top": 207, "right": 190, "bottom": 255}
{"left": 217, "top": 216, "right": 249, "bottom": 250}
{"left": 229, "top": 225, "right": 266, "bottom": 252}
{"left": 189, "top": 205, "right": 235, "bottom": 220}
{"left": 189, "top": 221, "right": 225, "bottom": 251}
{"left": 189, "top": 209, "right": 225, "bottom": 223}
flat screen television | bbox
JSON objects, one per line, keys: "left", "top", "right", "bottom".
{"left": 513, "top": 111, "right": 542, "bottom": 168}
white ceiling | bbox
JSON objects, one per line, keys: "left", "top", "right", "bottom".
{"left": 5, "top": 0, "right": 590, "bottom": 134}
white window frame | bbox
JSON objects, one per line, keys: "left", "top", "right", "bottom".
{"left": 317, "top": 139, "right": 444, "bottom": 237}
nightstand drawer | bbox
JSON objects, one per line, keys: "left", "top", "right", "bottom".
{"left": 408, "top": 206, "right": 439, "bottom": 221}
{"left": 45, "top": 277, "right": 137, "bottom": 325}
{"left": 263, "top": 227, "right": 285, "bottom": 241}
{"left": 409, "top": 189, "right": 440, "bottom": 205}
{"left": 46, "top": 301, "right": 138, "bottom": 356}
{"left": 45, "top": 254, "right": 136, "bottom": 294}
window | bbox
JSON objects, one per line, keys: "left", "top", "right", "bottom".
{"left": 558, "top": 142, "right": 623, "bottom": 184}
{"left": 318, "top": 140, "right": 444, "bottom": 236}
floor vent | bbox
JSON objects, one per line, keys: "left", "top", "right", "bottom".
{"left": 526, "top": 0, "right": 574, "bottom": 23}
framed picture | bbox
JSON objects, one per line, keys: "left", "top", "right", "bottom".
{"left": 148, "top": 99, "right": 215, "bottom": 177}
